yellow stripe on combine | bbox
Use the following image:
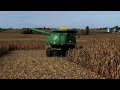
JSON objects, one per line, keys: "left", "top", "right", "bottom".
{"left": 59, "top": 26, "right": 71, "bottom": 30}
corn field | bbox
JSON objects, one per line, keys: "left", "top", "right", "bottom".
{"left": 0, "top": 34, "right": 120, "bottom": 79}
{"left": 67, "top": 35, "right": 120, "bottom": 79}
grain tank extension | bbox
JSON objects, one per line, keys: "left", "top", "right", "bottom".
{"left": 31, "top": 28, "right": 78, "bottom": 57}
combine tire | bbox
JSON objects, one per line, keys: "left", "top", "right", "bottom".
{"left": 46, "top": 48, "right": 52, "bottom": 57}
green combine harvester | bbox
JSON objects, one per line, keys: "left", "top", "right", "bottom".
{"left": 30, "top": 28, "right": 78, "bottom": 57}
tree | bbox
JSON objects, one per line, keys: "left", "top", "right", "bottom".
{"left": 85, "top": 26, "right": 90, "bottom": 35}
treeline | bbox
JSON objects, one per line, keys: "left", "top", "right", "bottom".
{"left": 87, "top": 28, "right": 107, "bottom": 30}
{"left": 78, "top": 29, "right": 90, "bottom": 35}
{"left": 22, "top": 27, "right": 51, "bottom": 34}
{"left": 0, "top": 27, "right": 52, "bottom": 34}
{"left": 22, "top": 27, "right": 51, "bottom": 30}
{"left": 90, "top": 26, "right": 120, "bottom": 30}
{"left": 0, "top": 28, "right": 9, "bottom": 32}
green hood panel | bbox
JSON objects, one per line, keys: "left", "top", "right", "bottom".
{"left": 46, "top": 33, "right": 66, "bottom": 45}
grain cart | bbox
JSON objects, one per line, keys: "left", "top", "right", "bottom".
{"left": 31, "top": 28, "right": 78, "bottom": 57}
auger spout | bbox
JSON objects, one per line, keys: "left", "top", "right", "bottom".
{"left": 31, "top": 28, "right": 52, "bottom": 35}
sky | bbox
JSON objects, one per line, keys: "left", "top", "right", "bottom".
{"left": 0, "top": 11, "right": 120, "bottom": 29}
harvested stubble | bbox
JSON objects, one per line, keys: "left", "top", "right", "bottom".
{"left": 67, "top": 36, "right": 120, "bottom": 79}
{"left": 0, "top": 40, "right": 46, "bottom": 50}
{"left": 0, "top": 50, "right": 103, "bottom": 79}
